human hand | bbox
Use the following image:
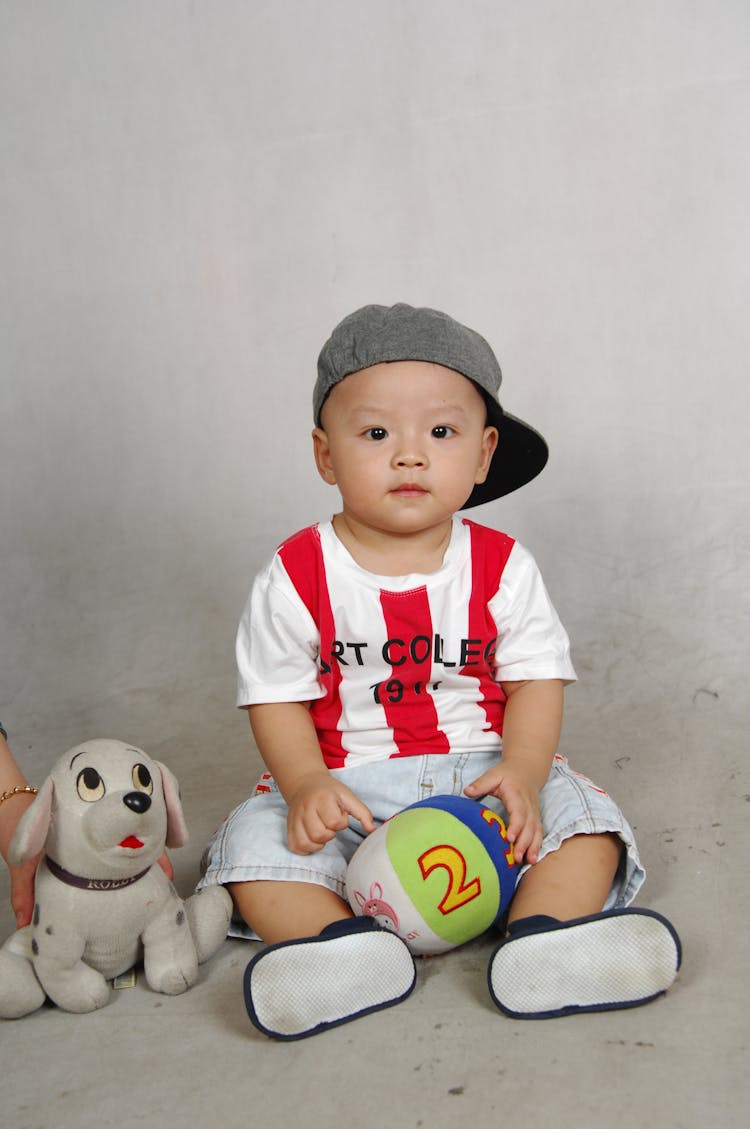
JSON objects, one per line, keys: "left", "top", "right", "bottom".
{"left": 1, "top": 780, "right": 40, "bottom": 927}
{"left": 464, "top": 761, "right": 543, "bottom": 865}
{"left": 157, "top": 852, "right": 174, "bottom": 881}
{"left": 9, "top": 853, "right": 41, "bottom": 929}
{"left": 287, "top": 771, "right": 375, "bottom": 854}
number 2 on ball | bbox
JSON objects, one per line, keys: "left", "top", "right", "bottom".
{"left": 417, "top": 845, "right": 481, "bottom": 915}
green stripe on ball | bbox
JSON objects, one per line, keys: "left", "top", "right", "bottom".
{"left": 386, "top": 806, "right": 502, "bottom": 945}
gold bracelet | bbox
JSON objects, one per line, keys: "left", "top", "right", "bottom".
{"left": 0, "top": 785, "right": 39, "bottom": 807}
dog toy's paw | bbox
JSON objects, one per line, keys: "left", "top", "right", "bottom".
{"left": 43, "top": 963, "right": 111, "bottom": 1014}
{"left": 185, "top": 886, "right": 232, "bottom": 964}
{"left": 142, "top": 897, "right": 200, "bottom": 995}
{"left": 147, "top": 957, "right": 199, "bottom": 996}
{"left": 0, "top": 938, "right": 46, "bottom": 1019}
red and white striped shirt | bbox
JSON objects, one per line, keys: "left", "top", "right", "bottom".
{"left": 236, "top": 517, "right": 575, "bottom": 769}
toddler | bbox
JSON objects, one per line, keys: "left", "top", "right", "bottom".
{"left": 199, "top": 303, "right": 681, "bottom": 1039}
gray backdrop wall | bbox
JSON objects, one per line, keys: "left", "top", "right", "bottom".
{"left": 1, "top": 1, "right": 747, "bottom": 788}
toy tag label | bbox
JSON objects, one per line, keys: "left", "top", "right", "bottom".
{"left": 112, "top": 968, "right": 137, "bottom": 990}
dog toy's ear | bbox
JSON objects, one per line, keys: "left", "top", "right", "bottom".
{"left": 8, "top": 776, "right": 55, "bottom": 865}
{"left": 156, "top": 761, "right": 189, "bottom": 849}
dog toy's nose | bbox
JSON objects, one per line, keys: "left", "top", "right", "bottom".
{"left": 123, "top": 791, "right": 152, "bottom": 814}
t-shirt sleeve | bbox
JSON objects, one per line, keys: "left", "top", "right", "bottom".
{"left": 235, "top": 555, "right": 324, "bottom": 707}
{"left": 489, "top": 541, "right": 577, "bottom": 684}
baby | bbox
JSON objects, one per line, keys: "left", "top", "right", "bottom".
{"left": 199, "top": 303, "right": 681, "bottom": 1039}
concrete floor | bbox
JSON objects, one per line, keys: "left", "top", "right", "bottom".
{"left": 2, "top": 694, "right": 747, "bottom": 1129}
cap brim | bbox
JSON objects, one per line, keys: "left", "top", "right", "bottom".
{"left": 463, "top": 407, "right": 548, "bottom": 509}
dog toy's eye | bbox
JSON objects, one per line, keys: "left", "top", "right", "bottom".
{"left": 132, "top": 763, "right": 154, "bottom": 795}
{"left": 77, "top": 767, "right": 105, "bottom": 802}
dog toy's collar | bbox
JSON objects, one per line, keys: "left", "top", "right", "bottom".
{"left": 46, "top": 856, "right": 152, "bottom": 891}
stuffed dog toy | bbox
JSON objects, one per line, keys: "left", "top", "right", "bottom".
{"left": 0, "top": 739, "right": 231, "bottom": 1018}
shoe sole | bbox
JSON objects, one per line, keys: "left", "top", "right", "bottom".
{"left": 245, "top": 927, "right": 416, "bottom": 1039}
{"left": 488, "top": 908, "right": 681, "bottom": 1019}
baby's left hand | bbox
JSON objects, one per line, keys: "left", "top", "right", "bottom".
{"left": 464, "top": 761, "right": 543, "bottom": 865}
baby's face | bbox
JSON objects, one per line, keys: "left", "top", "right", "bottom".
{"left": 313, "top": 360, "right": 497, "bottom": 540}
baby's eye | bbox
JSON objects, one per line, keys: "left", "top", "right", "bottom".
{"left": 431, "top": 425, "right": 456, "bottom": 439}
{"left": 364, "top": 427, "right": 388, "bottom": 441}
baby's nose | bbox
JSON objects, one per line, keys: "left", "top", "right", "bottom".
{"left": 394, "top": 449, "right": 427, "bottom": 468}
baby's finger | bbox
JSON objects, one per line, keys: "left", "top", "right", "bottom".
{"left": 504, "top": 798, "right": 529, "bottom": 845}
{"left": 463, "top": 768, "right": 499, "bottom": 798}
{"left": 307, "top": 811, "right": 339, "bottom": 845}
{"left": 515, "top": 818, "right": 543, "bottom": 866}
{"left": 311, "top": 791, "right": 351, "bottom": 834}
{"left": 524, "top": 829, "right": 544, "bottom": 867}
{"left": 290, "top": 811, "right": 330, "bottom": 853}
{"left": 338, "top": 791, "right": 375, "bottom": 834}
{"left": 326, "top": 806, "right": 351, "bottom": 834}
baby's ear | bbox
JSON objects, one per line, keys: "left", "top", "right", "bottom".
{"left": 8, "top": 777, "right": 55, "bottom": 865}
{"left": 475, "top": 425, "right": 499, "bottom": 484}
{"left": 312, "top": 428, "right": 337, "bottom": 485}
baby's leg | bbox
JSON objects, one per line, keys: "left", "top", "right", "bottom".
{"left": 507, "top": 831, "right": 621, "bottom": 925}
{"left": 229, "top": 879, "right": 353, "bottom": 944}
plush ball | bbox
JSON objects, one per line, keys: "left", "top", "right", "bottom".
{"left": 346, "top": 795, "right": 519, "bottom": 955}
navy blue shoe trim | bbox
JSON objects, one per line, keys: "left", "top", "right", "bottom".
{"left": 318, "top": 915, "right": 382, "bottom": 940}
{"left": 506, "top": 914, "right": 560, "bottom": 936}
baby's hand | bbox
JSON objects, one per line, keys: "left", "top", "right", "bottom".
{"left": 464, "top": 761, "right": 543, "bottom": 865}
{"left": 287, "top": 771, "right": 375, "bottom": 855}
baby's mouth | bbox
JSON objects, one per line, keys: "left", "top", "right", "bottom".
{"left": 392, "top": 483, "right": 427, "bottom": 495}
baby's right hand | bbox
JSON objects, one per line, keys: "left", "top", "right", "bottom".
{"left": 287, "top": 771, "right": 375, "bottom": 854}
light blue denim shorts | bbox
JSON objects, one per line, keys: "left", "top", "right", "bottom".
{"left": 198, "top": 751, "right": 645, "bottom": 940}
